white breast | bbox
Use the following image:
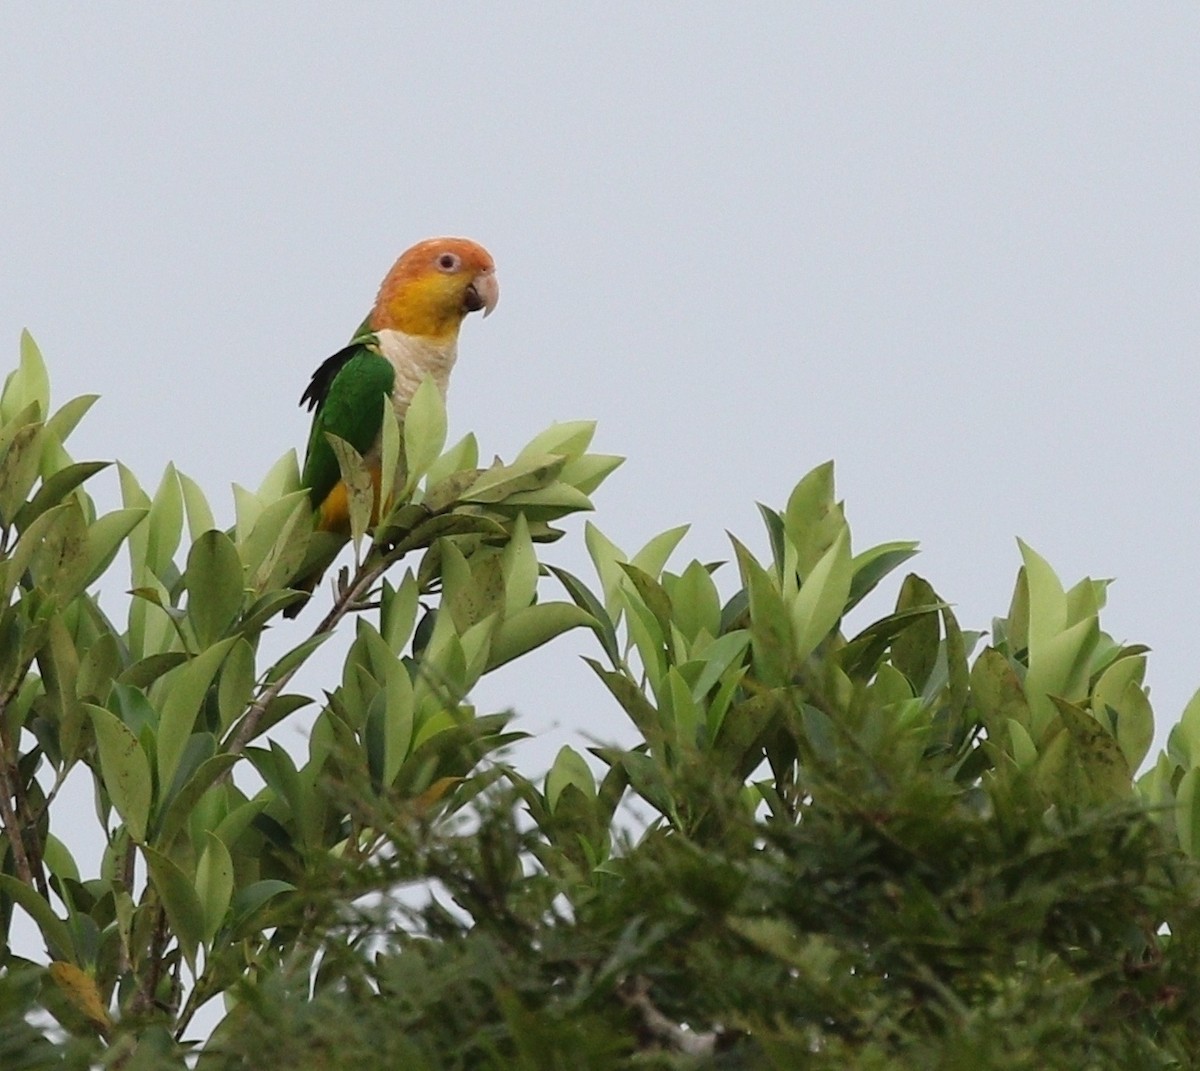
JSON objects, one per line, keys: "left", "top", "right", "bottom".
{"left": 374, "top": 328, "right": 459, "bottom": 416}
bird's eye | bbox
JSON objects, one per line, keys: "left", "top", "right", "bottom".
{"left": 436, "top": 252, "right": 461, "bottom": 272}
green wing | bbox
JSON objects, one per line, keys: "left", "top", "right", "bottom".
{"left": 299, "top": 334, "right": 395, "bottom": 508}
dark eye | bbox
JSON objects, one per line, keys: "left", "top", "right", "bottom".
{"left": 436, "top": 252, "right": 461, "bottom": 272}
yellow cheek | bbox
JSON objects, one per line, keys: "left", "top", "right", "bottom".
{"left": 380, "top": 274, "right": 465, "bottom": 340}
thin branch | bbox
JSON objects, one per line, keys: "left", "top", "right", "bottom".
{"left": 0, "top": 753, "right": 36, "bottom": 887}
{"left": 618, "top": 976, "right": 718, "bottom": 1057}
{"left": 129, "top": 902, "right": 170, "bottom": 1018}
{"left": 225, "top": 549, "right": 394, "bottom": 757}
{"left": 0, "top": 716, "right": 48, "bottom": 897}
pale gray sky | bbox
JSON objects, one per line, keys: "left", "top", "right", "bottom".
{"left": 2, "top": 7, "right": 1198, "bottom": 790}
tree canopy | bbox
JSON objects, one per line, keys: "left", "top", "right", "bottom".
{"left": 1, "top": 333, "right": 1199, "bottom": 1069}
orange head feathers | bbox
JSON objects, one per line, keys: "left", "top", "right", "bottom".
{"left": 369, "top": 237, "right": 498, "bottom": 341}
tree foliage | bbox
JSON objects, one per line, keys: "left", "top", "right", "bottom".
{"left": 0, "top": 333, "right": 1198, "bottom": 1068}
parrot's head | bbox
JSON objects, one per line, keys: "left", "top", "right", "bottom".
{"left": 370, "top": 237, "right": 498, "bottom": 342}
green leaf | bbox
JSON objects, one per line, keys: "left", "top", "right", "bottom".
{"left": 666, "top": 666, "right": 703, "bottom": 746}
{"left": 547, "top": 564, "right": 619, "bottom": 666}
{"left": 76, "top": 633, "right": 121, "bottom": 706}
{"left": 155, "top": 754, "right": 239, "bottom": 848}
{"left": 87, "top": 704, "right": 152, "bottom": 842}
{"left": 249, "top": 499, "right": 312, "bottom": 598}
{"left": 13, "top": 329, "right": 51, "bottom": 418}
{"left": 398, "top": 511, "right": 508, "bottom": 554}
{"left": 463, "top": 454, "right": 565, "bottom": 504}
{"left": 871, "top": 662, "right": 914, "bottom": 705}
{"left": 1065, "top": 575, "right": 1108, "bottom": 625}
{"left": 1018, "top": 540, "right": 1067, "bottom": 662}
{"left": 1008, "top": 719, "right": 1038, "bottom": 770}
{"left": 144, "top": 465, "right": 184, "bottom": 580}
{"left": 184, "top": 530, "right": 245, "bottom": 647}
{"left": 624, "top": 596, "right": 667, "bottom": 692}
{"left": 229, "top": 879, "right": 294, "bottom": 930}
{"left": 501, "top": 482, "right": 593, "bottom": 512}
{"left": 847, "top": 540, "right": 920, "bottom": 611}
{"left": 0, "top": 875, "right": 73, "bottom": 960}
{"left": 1092, "top": 653, "right": 1152, "bottom": 770}
{"left": 1138, "top": 750, "right": 1176, "bottom": 813}
{"left": 515, "top": 420, "right": 596, "bottom": 461}
{"left": 713, "top": 690, "right": 783, "bottom": 779}
{"left": 838, "top": 604, "right": 942, "bottom": 681}
{"left": 1176, "top": 767, "right": 1200, "bottom": 858}
{"left": 217, "top": 639, "right": 256, "bottom": 732}
{"left": 783, "top": 461, "right": 845, "bottom": 578}
{"left": 584, "top": 521, "right": 628, "bottom": 621}
{"left": 666, "top": 560, "right": 722, "bottom": 643}
{"left": 82, "top": 508, "right": 147, "bottom": 590}
{"left": 2, "top": 502, "right": 63, "bottom": 602}
{"left": 119, "top": 464, "right": 152, "bottom": 575}
{"left": 689, "top": 630, "right": 751, "bottom": 701}
{"left": 619, "top": 563, "right": 673, "bottom": 635}
{"left": 487, "top": 602, "right": 596, "bottom": 671}
{"left": 238, "top": 589, "right": 307, "bottom": 634}
{"left": 941, "top": 601, "right": 970, "bottom": 718}
{"left": 585, "top": 658, "right": 662, "bottom": 743}
{"left": 968, "top": 647, "right": 1031, "bottom": 740}
{"left": 791, "top": 527, "right": 852, "bottom": 663}
{"left": 256, "top": 449, "right": 302, "bottom": 500}
{"left": 616, "top": 751, "right": 677, "bottom": 822}
{"left": 195, "top": 832, "right": 234, "bottom": 943}
{"left": 379, "top": 390, "right": 403, "bottom": 510}
{"left": 439, "top": 541, "right": 504, "bottom": 633}
{"left": 156, "top": 638, "right": 237, "bottom": 791}
{"left": 31, "top": 499, "right": 90, "bottom": 602}
{"left": 1024, "top": 615, "right": 1099, "bottom": 740}
{"left": 37, "top": 614, "right": 86, "bottom": 763}
{"left": 41, "top": 833, "right": 80, "bottom": 885}
{"left": 559, "top": 452, "right": 624, "bottom": 494}
{"left": 890, "top": 575, "right": 941, "bottom": 692}
{"left": 108, "top": 682, "right": 161, "bottom": 738}
{"left": 240, "top": 489, "right": 311, "bottom": 587}
{"left": 421, "top": 431, "right": 479, "bottom": 492}
{"left": 142, "top": 845, "right": 204, "bottom": 967}
{"left": 326, "top": 433, "right": 374, "bottom": 553}
{"left": 380, "top": 571, "right": 420, "bottom": 653}
{"left": 728, "top": 918, "right": 841, "bottom": 980}
{"left": 12, "top": 460, "right": 109, "bottom": 534}
{"left": 1044, "top": 697, "right": 1132, "bottom": 805}
{"left": 631, "top": 524, "right": 689, "bottom": 580}
{"left": 43, "top": 393, "right": 99, "bottom": 449}
{"left": 0, "top": 421, "right": 46, "bottom": 526}
{"left": 416, "top": 468, "right": 483, "bottom": 515}
{"left": 118, "top": 652, "right": 188, "bottom": 690}
{"left": 1171, "top": 687, "right": 1200, "bottom": 768}
{"left": 366, "top": 658, "right": 415, "bottom": 788}
{"left": 732, "top": 536, "right": 792, "bottom": 688}
{"left": 546, "top": 746, "right": 596, "bottom": 811}
{"left": 178, "top": 470, "right": 216, "bottom": 542}
{"left": 500, "top": 513, "right": 538, "bottom": 617}
{"left": 265, "top": 632, "right": 331, "bottom": 682}
{"left": 402, "top": 377, "right": 448, "bottom": 493}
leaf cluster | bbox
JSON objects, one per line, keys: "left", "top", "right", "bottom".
{"left": 0, "top": 335, "right": 1198, "bottom": 1068}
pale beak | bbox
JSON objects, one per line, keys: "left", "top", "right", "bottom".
{"left": 464, "top": 269, "right": 499, "bottom": 317}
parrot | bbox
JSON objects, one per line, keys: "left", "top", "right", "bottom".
{"left": 284, "top": 237, "right": 498, "bottom": 617}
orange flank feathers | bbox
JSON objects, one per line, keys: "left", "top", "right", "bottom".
{"left": 316, "top": 461, "right": 383, "bottom": 533}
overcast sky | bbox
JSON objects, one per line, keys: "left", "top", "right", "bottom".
{"left": 2, "top": 8, "right": 1198, "bottom": 804}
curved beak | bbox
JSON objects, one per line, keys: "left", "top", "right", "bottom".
{"left": 464, "top": 269, "right": 499, "bottom": 318}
